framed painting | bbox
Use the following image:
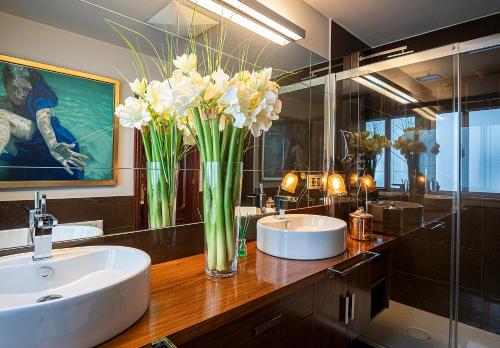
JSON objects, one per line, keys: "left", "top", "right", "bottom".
{"left": 0, "top": 54, "right": 119, "bottom": 188}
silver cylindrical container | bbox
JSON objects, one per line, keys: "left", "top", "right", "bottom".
{"left": 349, "top": 207, "right": 373, "bottom": 241}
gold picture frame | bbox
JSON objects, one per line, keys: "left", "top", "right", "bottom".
{"left": 0, "top": 54, "right": 119, "bottom": 188}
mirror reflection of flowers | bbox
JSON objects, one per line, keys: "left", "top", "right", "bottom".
{"left": 347, "top": 130, "right": 390, "bottom": 175}
{"left": 393, "top": 127, "right": 440, "bottom": 160}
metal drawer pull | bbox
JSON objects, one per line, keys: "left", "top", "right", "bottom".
{"left": 427, "top": 221, "right": 446, "bottom": 230}
{"left": 350, "top": 293, "right": 355, "bottom": 321}
{"left": 344, "top": 296, "right": 350, "bottom": 325}
{"left": 327, "top": 251, "right": 380, "bottom": 278}
{"left": 254, "top": 314, "right": 283, "bottom": 336}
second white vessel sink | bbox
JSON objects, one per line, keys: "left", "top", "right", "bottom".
{"left": 0, "top": 245, "right": 151, "bottom": 348}
{"left": 0, "top": 224, "right": 103, "bottom": 249}
{"left": 257, "top": 214, "right": 347, "bottom": 260}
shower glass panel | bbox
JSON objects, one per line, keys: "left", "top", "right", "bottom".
{"left": 334, "top": 49, "right": 460, "bottom": 346}
{"left": 458, "top": 43, "right": 500, "bottom": 345}
{"left": 333, "top": 35, "right": 500, "bottom": 347}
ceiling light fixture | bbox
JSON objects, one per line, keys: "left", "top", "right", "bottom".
{"left": 353, "top": 74, "right": 438, "bottom": 121}
{"left": 185, "top": 0, "right": 304, "bottom": 46}
{"left": 222, "top": 0, "right": 304, "bottom": 41}
{"left": 352, "top": 76, "right": 412, "bottom": 104}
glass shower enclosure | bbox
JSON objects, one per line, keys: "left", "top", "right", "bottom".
{"left": 331, "top": 33, "right": 500, "bottom": 347}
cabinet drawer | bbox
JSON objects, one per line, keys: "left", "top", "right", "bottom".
{"left": 190, "top": 285, "right": 313, "bottom": 347}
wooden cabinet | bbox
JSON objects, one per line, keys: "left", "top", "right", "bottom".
{"left": 180, "top": 285, "right": 314, "bottom": 348}
{"left": 311, "top": 247, "right": 391, "bottom": 348}
{"left": 175, "top": 247, "right": 390, "bottom": 348}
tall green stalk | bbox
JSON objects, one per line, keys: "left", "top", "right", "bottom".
{"left": 194, "top": 108, "right": 243, "bottom": 274}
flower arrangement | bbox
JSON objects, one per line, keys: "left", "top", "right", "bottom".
{"left": 172, "top": 53, "right": 281, "bottom": 276}
{"left": 116, "top": 78, "right": 192, "bottom": 229}
{"left": 393, "top": 127, "right": 440, "bottom": 160}
{"left": 110, "top": 19, "right": 282, "bottom": 276}
{"left": 347, "top": 130, "right": 391, "bottom": 177}
{"left": 393, "top": 127, "right": 440, "bottom": 199}
{"left": 347, "top": 130, "right": 391, "bottom": 160}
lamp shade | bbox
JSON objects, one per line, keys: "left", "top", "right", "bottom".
{"left": 281, "top": 172, "right": 298, "bottom": 193}
{"left": 360, "top": 174, "right": 377, "bottom": 192}
{"left": 327, "top": 173, "right": 347, "bottom": 196}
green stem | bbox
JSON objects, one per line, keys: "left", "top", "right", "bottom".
{"left": 209, "top": 118, "right": 227, "bottom": 271}
{"left": 223, "top": 127, "right": 240, "bottom": 262}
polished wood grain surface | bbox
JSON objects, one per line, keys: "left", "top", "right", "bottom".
{"left": 100, "top": 235, "right": 393, "bottom": 348}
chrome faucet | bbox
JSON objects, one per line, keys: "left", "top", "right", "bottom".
{"left": 28, "top": 192, "right": 58, "bottom": 261}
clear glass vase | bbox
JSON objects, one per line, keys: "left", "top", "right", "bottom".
{"left": 202, "top": 161, "right": 243, "bottom": 277}
{"left": 146, "top": 162, "right": 178, "bottom": 229}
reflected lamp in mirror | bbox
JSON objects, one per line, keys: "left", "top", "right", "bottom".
{"left": 281, "top": 172, "right": 299, "bottom": 193}
{"left": 360, "top": 174, "right": 377, "bottom": 193}
{"left": 327, "top": 173, "right": 347, "bottom": 197}
{"left": 417, "top": 174, "right": 426, "bottom": 187}
{"left": 349, "top": 172, "right": 359, "bottom": 187}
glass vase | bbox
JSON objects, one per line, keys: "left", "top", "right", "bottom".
{"left": 146, "top": 162, "right": 178, "bottom": 229}
{"left": 202, "top": 161, "right": 243, "bottom": 277}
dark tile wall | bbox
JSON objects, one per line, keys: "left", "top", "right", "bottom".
{"left": 0, "top": 196, "right": 135, "bottom": 235}
{"left": 388, "top": 197, "right": 500, "bottom": 335}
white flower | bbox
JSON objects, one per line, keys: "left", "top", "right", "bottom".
{"left": 171, "top": 70, "right": 208, "bottom": 115}
{"left": 176, "top": 113, "right": 197, "bottom": 145}
{"left": 129, "top": 78, "right": 147, "bottom": 97}
{"left": 145, "top": 80, "right": 174, "bottom": 115}
{"left": 173, "top": 54, "right": 197, "bottom": 74}
{"left": 115, "top": 97, "right": 150, "bottom": 129}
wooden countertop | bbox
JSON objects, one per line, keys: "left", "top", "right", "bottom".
{"left": 100, "top": 235, "right": 393, "bottom": 348}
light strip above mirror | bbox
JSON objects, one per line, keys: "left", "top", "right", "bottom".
{"left": 185, "top": 0, "right": 304, "bottom": 46}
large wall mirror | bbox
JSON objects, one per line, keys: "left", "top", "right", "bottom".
{"left": 0, "top": 0, "right": 330, "bottom": 251}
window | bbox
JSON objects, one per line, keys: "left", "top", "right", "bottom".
{"left": 436, "top": 112, "right": 459, "bottom": 191}
{"left": 466, "top": 109, "right": 500, "bottom": 193}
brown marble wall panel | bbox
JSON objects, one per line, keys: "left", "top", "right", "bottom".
{"left": 483, "top": 199, "right": 500, "bottom": 253}
{"left": 0, "top": 196, "right": 135, "bottom": 234}
{"left": 390, "top": 270, "right": 450, "bottom": 318}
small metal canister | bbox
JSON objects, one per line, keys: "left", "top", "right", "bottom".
{"left": 349, "top": 207, "right": 373, "bottom": 241}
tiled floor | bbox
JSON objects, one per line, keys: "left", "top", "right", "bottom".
{"left": 360, "top": 301, "right": 500, "bottom": 348}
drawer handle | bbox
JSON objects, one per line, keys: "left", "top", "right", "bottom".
{"left": 350, "top": 293, "right": 355, "bottom": 321}
{"left": 254, "top": 314, "right": 283, "bottom": 336}
{"left": 327, "top": 251, "right": 380, "bottom": 278}
{"left": 426, "top": 221, "right": 446, "bottom": 230}
{"left": 344, "top": 295, "right": 350, "bottom": 325}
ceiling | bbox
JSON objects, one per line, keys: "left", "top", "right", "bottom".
{"left": 0, "top": 0, "right": 325, "bottom": 75}
{"left": 304, "top": 0, "right": 500, "bottom": 47}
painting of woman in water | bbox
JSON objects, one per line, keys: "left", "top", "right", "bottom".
{"left": 0, "top": 55, "right": 118, "bottom": 188}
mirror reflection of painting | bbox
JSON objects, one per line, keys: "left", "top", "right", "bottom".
{"left": 0, "top": 58, "right": 118, "bottom": 186}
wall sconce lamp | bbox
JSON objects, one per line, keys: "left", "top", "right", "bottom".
{"left": 186, "top": 0, "right": 305, "bottom": 46}
{"left": 360, "top": 174, "right": 377, "bottom": 193}
{"left": 280, "top": 172, "right": 299, "bottom": 193}
{"left": 327, "top": 172, "right": 348, "bottom": 197}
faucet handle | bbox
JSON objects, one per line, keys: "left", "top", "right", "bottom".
{"left": 40, "top": 194, "right": 47, "bottom": 214}
{"left": 35, "top": 213, "right": 58, "bottom": 229}
{"left": 34, "top": 191, "right": 40, "bottom": 209}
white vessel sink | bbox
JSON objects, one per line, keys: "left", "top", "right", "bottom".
{"left": 0, "top": 225, "right": 103, "bottom": 249}
{"left": 257, "top": 214, "right": 347, "bottom": 260}
{"left": 0, "top": 246, "right": 150, "bottom": 348}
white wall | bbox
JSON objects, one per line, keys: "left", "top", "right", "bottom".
{"left": 257, "top": 0, "right": 330, "bottom": 59}
{"left": 0, "top": 11, "right": 143, "bottom": 201}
